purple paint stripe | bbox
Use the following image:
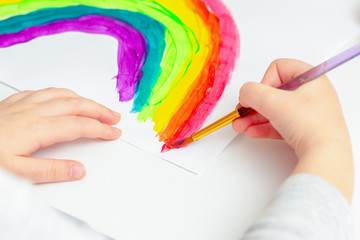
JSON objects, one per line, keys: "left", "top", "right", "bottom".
{"left": 0, "top": 15, "right": 147, "bottom": 101}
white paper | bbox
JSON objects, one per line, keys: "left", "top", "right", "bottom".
{"left": 0, "top": 0, "right": 357, "bottom": 175}
{"left": 0, "top": 31, "right": 238, "bottom": 174}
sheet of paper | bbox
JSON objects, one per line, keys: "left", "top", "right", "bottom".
{"left": 0, "top": 0, "right": 357, "bottom": 175}
{"left": 0, "top": 31, "right": 237, "bottom": 173}
{"left": 0, "top": 0, "right": 242, "bottom": 174}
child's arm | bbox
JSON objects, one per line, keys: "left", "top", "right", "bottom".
{"left": 232, "top": 59, "right": 353, "bottom": 203}
{"left": 0, "top": 88, "right": 121, "bottom": 183}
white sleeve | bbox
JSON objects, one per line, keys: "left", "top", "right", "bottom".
{"left": 0, "top": 167, "right": 112, "bottom": 240}
{"left": 241, "top": 174, "right": 353, "bottom": 240}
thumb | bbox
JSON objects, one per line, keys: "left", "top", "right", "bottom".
{"left": 10, "top": 156, "right": 86, "bottom": 183}
{"left": 239, "top": 82, "right": 286, "bottom": 120}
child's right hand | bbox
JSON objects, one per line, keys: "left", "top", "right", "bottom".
{"left": 232, "top": 59, "right": 354, "bottom": 202}
{"left": 0, "top": 88, "right": 121, "bottom": 183}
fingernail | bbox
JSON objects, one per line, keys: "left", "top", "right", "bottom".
{"left": 71, "top": 164, "right": 85, "bottom": 180}
{"left": 112, "top": 127, "right": 122, "bottom": 137}
{"left": 232, "top": 119, "right": 243, "bottom": 132}
{"left": 112, "top": 111, "right": 120, "bottom": 118}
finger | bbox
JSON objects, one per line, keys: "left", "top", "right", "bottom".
{"left": 24, "top": 87, "right": 79, "bottom": 103}
{"left": 10, "top": 156, "right": 86, "bottom": 183}
{"left": 35, "top": 116, "right": 122, "bottom": 149}
{"left": 239, "top": 82, "right": 288, "bottom": 118}
{"left": 232, "top": 112, "right": 268, "bottom": 133}
{"left": 39, "top": 97, "right": 121, "bottom": 125}
{"left": 1, "top": 90, "right": 34, "bottom": 104}
{"left": 245, "top": 122, "right": 283, "bottom": 139}
{"left": 261, "top": 59, "right": 313, "bottom": 87}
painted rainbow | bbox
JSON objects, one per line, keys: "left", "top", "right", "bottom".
{"left": 0, "top": 0, "right": 240, "bottom": 148}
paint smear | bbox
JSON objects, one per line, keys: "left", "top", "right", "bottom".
{"left": 0, "top": 0, "right": 240, "bottom": 150}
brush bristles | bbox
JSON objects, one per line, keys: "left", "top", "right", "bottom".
{"left": 161, "top": 136, "right": 194, "bottom": 152}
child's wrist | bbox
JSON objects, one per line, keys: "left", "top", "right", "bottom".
{"left": 293, "top": 140, "right": 353, "bottom": 203}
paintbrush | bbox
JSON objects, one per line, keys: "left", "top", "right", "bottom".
{"left": 163, "top": 42, "right": 360, "bottom": 151}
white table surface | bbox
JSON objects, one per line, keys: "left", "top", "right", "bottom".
{"left": 0, "top": 2, "right": 360, "bottom": 239}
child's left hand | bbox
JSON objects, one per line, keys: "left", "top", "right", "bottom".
{"left": 0, "top": 88, "right": 121, "bottom": 183}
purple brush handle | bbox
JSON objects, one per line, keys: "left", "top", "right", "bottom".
{"left": 238, "top": 42, "right": 360, "bottom": 118}
{"left": 279, "top": 42, "right": 360, "bottom": 91}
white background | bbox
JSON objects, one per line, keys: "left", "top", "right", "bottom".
{"left": 0, "top": 0, "right": 359, "bottom": 239}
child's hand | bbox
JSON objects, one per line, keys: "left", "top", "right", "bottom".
{"left": 0, "top": 88, "right": 121, "bottom": 183}
{"left": 232, "top": 59, "right": 353, "bottom": 202}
